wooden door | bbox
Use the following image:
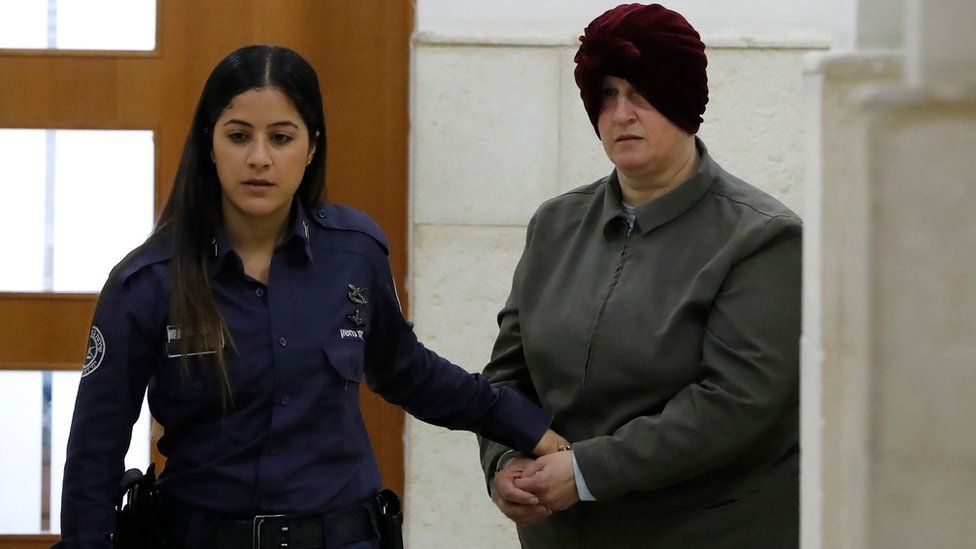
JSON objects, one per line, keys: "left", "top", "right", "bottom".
{"left": 0, "top": 2, "right": 411, "bottom": 546}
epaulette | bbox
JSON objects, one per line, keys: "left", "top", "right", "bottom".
{"left": 117, "top": 237, "right": 174, "bottom": 283}
{"left": 309, "top": 203, "right": 390, "bottom": 255}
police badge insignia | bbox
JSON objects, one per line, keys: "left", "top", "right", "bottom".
{"left": 82, "top": 326, "right": 106, "bottom": 377}
{"left": 347, "top": 284, "right": 368, "bottom": 305}
{"left": 346, "top": 308, "right": 365, "bottom": 327}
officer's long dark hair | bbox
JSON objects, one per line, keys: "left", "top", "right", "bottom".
{"left": 147, "top": 45, "right": 327, "bottom": 400}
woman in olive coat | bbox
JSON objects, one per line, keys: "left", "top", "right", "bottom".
{"left": 479, "top": 4, "right": 801, "bottom": 548}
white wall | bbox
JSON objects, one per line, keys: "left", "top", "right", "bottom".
{"left": 418, "top": 0, "right": 835, "bottom": 42}
{"left": 406, "top": 2, "right": 829, "bottom": 546}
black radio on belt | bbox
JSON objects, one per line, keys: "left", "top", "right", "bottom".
{"left": 111, "top": 463, "right": 163, "bottom": 549}
{"left": 374, "top": 489, "right": 404, "bottom": 549}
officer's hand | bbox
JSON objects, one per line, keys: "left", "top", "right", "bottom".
{"left": 532, "top": 429, "right": 570, "bottom": 456}
{"left": 492, "top": 456, "right": 552, "bottom": 527}
{"left": 514, "top": 450, "right": 579, "bottom": 512}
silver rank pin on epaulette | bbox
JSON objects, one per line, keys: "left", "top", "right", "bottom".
{"left": 347, "top": 284, "right": 368, "bottom": 305}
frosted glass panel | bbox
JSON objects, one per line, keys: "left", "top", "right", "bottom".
{"left": 0, "top": 1, "right": 47, "bottom": 49}
{"left": 57, "top": 0, "right": 156, "bottom": 51}
{"left": 49, "top": 373, "right": 78, "bottom": 534}
{"left": 52, "top": 130, "right": 154, "bottom": 292}
{"left": 0, "top": 371, "right": 151, "bottom": 534}
{"left": 0, "top": 129, "right": 47, "bottom": 291}
{"left": 49, "top": 371, "right": 151, "bottom": 533}
{"left": 0, "top": 372, "right": 43, "bottom": 533}
{"left": 0, "top": 129, "right": 155, "bottom": 293}
{"left": 0, "top": 0, "right": 156, "bottom": 51}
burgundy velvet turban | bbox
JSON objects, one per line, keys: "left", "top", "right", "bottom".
{"left": 574, "top": 3, "right": 708, "bottom": 135}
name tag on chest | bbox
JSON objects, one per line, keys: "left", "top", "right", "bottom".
{"left": 166, "top": 325, "right": 222, "bottom": 358}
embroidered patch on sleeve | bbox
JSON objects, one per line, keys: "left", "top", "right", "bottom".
{"left": 82, "top": 326, "right": 106, "bottom": 377}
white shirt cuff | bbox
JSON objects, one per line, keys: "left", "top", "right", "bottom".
{"left": 572, "top": 452, "right": 596, "bottom": 501}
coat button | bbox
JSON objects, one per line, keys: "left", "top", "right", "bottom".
{"left": 255, "top": 287, "right": 266, "bottom": 298}
{"left": 316, "top": 209, "right": 326, "bottom": 219}
{"left": 280, "top": 395, "right": 290, "bottom": 405}
{"left": 278, "top": 336, "right": 287, "bottom": 347}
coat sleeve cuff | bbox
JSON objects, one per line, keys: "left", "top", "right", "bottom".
{"left": 478, "top": 386, "right": 551, "bottom": 455}
{"left": 571, "top": 436, "right": 625, "bottom": 500}
{"left": 572, "top": 451, "right": 597, "bottom": 501}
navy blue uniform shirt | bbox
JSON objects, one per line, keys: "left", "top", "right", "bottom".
{"left": 57, "top": 202, "right": 551, "bottom": 548}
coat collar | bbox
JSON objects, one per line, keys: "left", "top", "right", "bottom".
{"left": 600, "top": 137, "right": 717, "bottom": 236}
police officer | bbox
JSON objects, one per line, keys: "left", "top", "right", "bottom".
{"left": 55, "top": 45, "right": 566, "bottom": 549}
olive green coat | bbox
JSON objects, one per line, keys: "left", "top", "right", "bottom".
{"left": 479, "top": 142, "right": 801, "bottom": 548}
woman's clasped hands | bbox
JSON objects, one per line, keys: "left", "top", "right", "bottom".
{"left": 493, "top": 432, "right": 581, "bottom": 526}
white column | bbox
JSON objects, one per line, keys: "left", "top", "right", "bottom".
{"left": 833, "top": 0, "right": 903, "bottom": 50}
{"left": 803, "top": 3, "right": 903, "bottom": 549}
{"left": 863, "top": 2, "right": 976, "bottom": 544}
{"left": 804, "top": 0, "right": 976, "bottom": 547}
{"left": 801, "top": 50, "right": 903, "bottom": 549}
{"left": 860, "top": 87, "right": 976, "bottom": 548}
{"left": 904, "top": 0, "right": 976, "bottom": 91}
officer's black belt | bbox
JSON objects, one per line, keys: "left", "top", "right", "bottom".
{"left": 155, "top": 493, "right": 378, "bottom": 549}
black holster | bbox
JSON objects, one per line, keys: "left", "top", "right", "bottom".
{"left": 112, "top": 463, "right": 164, "bottom": 549}
{"left": 373, "top": 489, "right": 404, "bottom": 549}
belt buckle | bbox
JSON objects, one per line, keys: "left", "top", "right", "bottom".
{"left": 252, "top": 514, "right": 288, "bottom": 549}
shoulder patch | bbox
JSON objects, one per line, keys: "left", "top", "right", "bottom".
{"left": 82, "top": 326, "right": 106, "bottom": 377}
{"left": 310, "top": 203, "right": 389, "bottom": 254}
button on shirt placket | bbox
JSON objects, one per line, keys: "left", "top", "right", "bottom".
{"left": 256, "top": 251, "right": 299, "bottom": 511}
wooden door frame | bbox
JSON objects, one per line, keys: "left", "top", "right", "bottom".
{"left": 0, "top": 2, "right": 412, "bottom": 546}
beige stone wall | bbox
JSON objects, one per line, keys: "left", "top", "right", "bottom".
{"left": 801, "top": 1, "right": 976, "bottom": 546}
{"left": 405, "top": 32, "right": 826, "bottom": 548}
{"left": 800, "top": 51, "right": 904, "bottom": 549}
{"left": 867, "top": 95, "right": 976, "bottom": 548}
{"left": 803, "top": 53, "right": 976, "bottom": 549}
